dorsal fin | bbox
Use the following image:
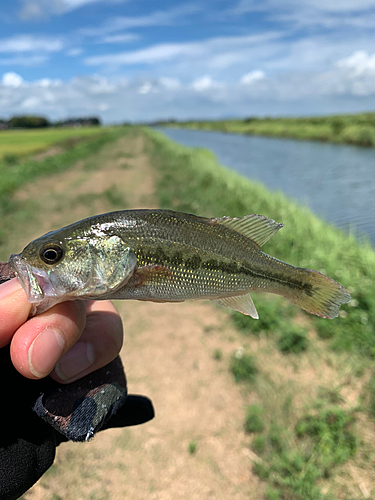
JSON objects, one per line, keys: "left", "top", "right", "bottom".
{"left": 211, "top": 292, "right": 259, "bottom": 318}
{"left": 211, "top": 214, "right": 283, "bottom": 247}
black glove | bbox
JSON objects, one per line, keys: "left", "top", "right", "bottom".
{"left": 0, "top": 345, "right": 154, "bottom": 500}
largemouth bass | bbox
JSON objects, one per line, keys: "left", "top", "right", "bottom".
{"left": 2, "top": 209, "right": 350, "bottom": 318}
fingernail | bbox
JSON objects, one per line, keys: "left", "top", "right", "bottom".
{"left": 0, "top": 278, "right": 22, "bottom": 300}
{"left": 28, "top": 328, "right": 65, "bottom": 378}
{"left": 55, "top": 341, "right": 95, "bottom": 382}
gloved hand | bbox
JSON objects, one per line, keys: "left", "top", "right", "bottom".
{"left": 0, "top": 278, "right": 154, "bottom": 500}
{"left": 0, "top": 345, "right": 154, "bottom": 500}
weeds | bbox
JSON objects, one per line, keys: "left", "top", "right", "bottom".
{"left": 212, "top": 348, "right": 223, "bottom": 360}
{"left": 230, "top": 351, "right": 258, "bottom": 383}
{"left": 277, "top": 324, "right": 309, "bottom": 354}
{"left": 295, "top": 407, "right": 357, "bottom": 474}
{"left": 102, "top": 184, "right": 127, "bottom": 207}
{"left": 317, "top": 386, "right": 344, "bottom": 405}
{"left": 245, "top": 404, "right": 265, "bottom": 433}
{"left": 166, "top": 113, "right": 375, "bottom": 148}
{"left": 364, "top": 373, "right": 375, "bottom": 415}
{"left": 252, "top": 406, "right": 357, "bottom": 499}
{"left": 188, "top": 441, "right": 197, "bottom": 454}
{"left": 2, "top": 153, "right": 18, "bottom": 166}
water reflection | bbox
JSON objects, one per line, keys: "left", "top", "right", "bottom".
{"left": 157, "top": 127, "right": 375, "bottom": 246}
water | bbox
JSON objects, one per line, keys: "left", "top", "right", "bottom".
{"left": 157, "top": 127, "right": 375, "bottom": 246}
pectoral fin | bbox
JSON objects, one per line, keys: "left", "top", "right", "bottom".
{"left": 211, "top": 293, "right": 259, "bottom": 318}
{"left": 133, "top": 264, "right": 174, "bottom": 286}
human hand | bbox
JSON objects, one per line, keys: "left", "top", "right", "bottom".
{"left": 0, "top": 278, "right": 154, "bottom": 500}
{"left": 0, "top": 278, "right": 123, "bottom": 383}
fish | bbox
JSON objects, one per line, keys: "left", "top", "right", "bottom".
{"left": 1, "top": 209, "right": 350, "bottom": 318}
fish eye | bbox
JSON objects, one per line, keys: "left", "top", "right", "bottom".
{"left": 40, "top": 244, "right": 64, "bottom": 265}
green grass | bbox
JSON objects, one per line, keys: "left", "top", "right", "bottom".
{"left": 0, "top": 126, "right": 111, "bottom": 159}
{"left": 0, "top": 126, "right": 130, "bottom": 252}
{"left": 144, "top": 126, "right": 375, "bottom": 358}
{"left": 276, "top": 324, "right": 309, "bottom": 354}
{"left": 143, "top": 126, "right": 375, "bottom": 499}
{"left": 164, "top": 112, "right": 375, "bottom": 148}
{"left": 0, "top": 127, "right": 128, "bottom": 212}
{"left": 212, "top": 348, "right": 223, "bottom": 360}
{"left": 251, "top": 405, "right": 357, "bottom": 500}
{"left": 230, "top": 351, "right": 258, "bottom": 383}
{"left": 188, "top": 440, "right": 197, "bottom": 454}
{"left": 245, "top": 404, "right": 265, "bottom": 433}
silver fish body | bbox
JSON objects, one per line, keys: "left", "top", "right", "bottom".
{"left": 7, "top": 209, "right": 350, "bottom": 318}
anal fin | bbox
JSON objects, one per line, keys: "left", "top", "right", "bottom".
{"left": 211, "top": 293, "right": 259, "bottom": 319}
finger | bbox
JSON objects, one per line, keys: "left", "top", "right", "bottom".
{"left": 52, "top": 300, "right": 123, "bottom": 384}
{"left": 0, "top": 278, "right": 32, "bottom": 348}
{"left": 10, "top": 300, "right": 86, "bottom": 379}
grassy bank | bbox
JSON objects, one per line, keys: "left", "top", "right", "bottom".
{"left": 166, "top": 113, "right": 375, "bottom": 147}
{"left": 0, "top": 126, "right": 130, "bottom": 248}
{"left": 145, "top": 127, "right": 375, "bottom": 357}
{"left": 144, "top": 127, "right": 375, "bottom": 499}
{"left": 0, "top": 126, "right": 112, "bottom": 159}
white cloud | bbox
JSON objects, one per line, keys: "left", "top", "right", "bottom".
{"left": 233, "top": 0, "right": 375, "bottom": 14}
{"left": 138, "top": 81, "right": 154, "bottom": 95}
{"left": 80, "top": 4, "right": 201, "bottom": 37}
{"left": 35, "top": 78, "right": 62, "bottom": 87}
{"left": 0, "top": 35, "right": 64, "bottom": 53}
{"left": 18, "top": 0, "right": 116, "bottom": 19}
{"left": 191, "top": 76, "right": 217, "bottom": 92}
{"left": 67, "top": 48, "right": 83, "bottom": 56}
{"left": 230, "top": 0, "right": 375, "bottom": 29}
{"left": 85, "top": 33, "right": 282, "bottom": 70}
{"left": 2, "top": 72, "right": 24, "bottom": 88}
{"left": 0, "top": 55, "right": 48, "bottom": 67}
{"left": 240, "top": 70, "right": 265, "bottom": 85}
{"left": 304, "top": 0, "right": 375, "bottom": 12}
{"left": 71, "top": 74, "right": 119, "bottom": 94}
{"left": 336, "top": 51, "right": 375, "bottom": 78}
{"left": 22, "top": 96, "right": 41, "bottom": 109}
{"left": 159, "top": 77, "right": 181, "bottom": 90}
{"left": 4, "top": 48, "right": 375, "bottom": 123}
{"left": 325, "top": 51, "right": 375, "bottom": 96}
{"left": 85, "top": 42, "right": 201, "bottom": 66}
{"left": 99, "top": 33, "right": 140, "bottom": 44}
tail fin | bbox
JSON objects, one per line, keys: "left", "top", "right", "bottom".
{"left": 288, "top": 269, "right": 350, "bottom": 319}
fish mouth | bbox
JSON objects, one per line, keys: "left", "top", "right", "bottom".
{"left": 9, "top": 254, "right": 57, "bottom": 303}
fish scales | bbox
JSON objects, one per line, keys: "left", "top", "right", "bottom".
{"left": 103, "top": 211, "right": 309, "bottom": 302}
{"left": 103, "top": 211, "right": 276, "bottom": 301}
{"left": 4, "top": 209, "right": 351, "bottom": 318}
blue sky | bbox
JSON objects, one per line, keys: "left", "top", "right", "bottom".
{"left": 2, "top": 0, "right": 375, "bottom": 122}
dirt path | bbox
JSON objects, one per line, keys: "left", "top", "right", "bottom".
{"left": 18, "top": 131, "right": 265, "bottom": 500}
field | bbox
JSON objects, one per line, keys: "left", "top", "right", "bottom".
{"left": 0, "top": 126, "right": 111, "bottom": 159}
{"left": 165, "top": 113, "right": 375, "bottom": 147}
{"left": 0, "top": 126, "right": 375, "bottom": 499}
